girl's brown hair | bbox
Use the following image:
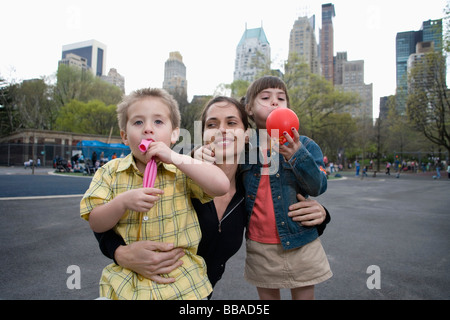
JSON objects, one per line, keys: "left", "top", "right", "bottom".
{"left": 244, "top": 76, "right": 290, "bottom": 121}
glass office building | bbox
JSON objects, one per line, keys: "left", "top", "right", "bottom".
{"left": 395, "top": 19, "right": 442, "bottom": 113}
{"left": 61, "top": 39, "right": 107, "bottom": 77}
{"left": 396, "top": 19, "right": 442, "bottom": 92}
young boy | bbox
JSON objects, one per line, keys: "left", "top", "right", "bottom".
{"left": 80, "top": 88, "right": 230, "bottom": 300}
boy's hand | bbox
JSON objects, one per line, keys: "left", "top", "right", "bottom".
{"left": 277, "top": 127, "right": 301, "bottom": 161}
{"left": 145, "top": 141, "right": 176, "bottom": 164}
{"left": 120, "top": 188, "right": 164, "bottom": 212}
{"left": 89, "top": 187, "right": 164, "bottom": 233}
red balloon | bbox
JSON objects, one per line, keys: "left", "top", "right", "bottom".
{"left": 266, "top": 108, "right": 299, "bottom": 144}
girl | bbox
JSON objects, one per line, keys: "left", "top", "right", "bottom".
{"left": 242, "top": 76, "right": 332, "bottom": 300}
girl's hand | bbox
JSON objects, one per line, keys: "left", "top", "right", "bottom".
{"left": 193, "top": 144, "right": 216, "bottom": 164}
{"left": 278, "top": 127, "right": 301, "bottom": 161}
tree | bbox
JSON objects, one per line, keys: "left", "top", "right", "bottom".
{"left": 180, "top": 95, "right": 211, "bottom": 138}
{"left": 55, "top": 99, "right": 119, "bottom": 136}
{"left": 319, "top": 112, "right": 357, "bottom": 164}
{"left": 406, "top": 51, "right": 450, "bottom": 156}
{"left": 0, "top": 78, "right": 20, "bottom": 136}
{"left": 284, "top": 55, "right": 359, "bottom": 135}
{"left": 226, "top": 80, "right": 250, "bottom": 99}
{"left": 15, "top": 78, "right": 58, "bottom": 130}
{"left": 405, "top": 4, "right": 450, "bottom": 157}
{"left": 283, "top": 54, "right": 360, "bottom": 159}
{"left": 54, "top": 64, "right": 122, "bottom": 107}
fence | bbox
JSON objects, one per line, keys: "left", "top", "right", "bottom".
{"left": 0, "top": 143, "right": 130, "bottom": 167}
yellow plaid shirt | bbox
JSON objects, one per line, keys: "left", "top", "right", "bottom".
{"left": 80, "top": 154, "right": 213, "bottom": 300}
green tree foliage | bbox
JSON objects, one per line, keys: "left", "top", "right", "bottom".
{"left": 1, "top": 66, "right": 125, "bottom": 137}
{"left": 318, "top": 112, "right": 357, "bottom": 163}
{"left": 227, "top": 79, "right": 250, "bottom": 99}
{"left": 406, "top": 52, "right": 450, "bottom": 156}
{"left": 0, "top": 78, "right": 20, "bottom": 136}
{"left": 284, "top": 54, "right": 360, "bottom": 141}
{"left": 16, "top": 78, "right": 58, "bottom": 130}
{"left": 180, "top": 95, "right": 211, "bottom": 138}
{"left": 54, "top": 64, "right": 123, "bottom": 107}
{"left": 55, "top": 99, "right": 119, "bottom": 136}
{"left": 282, "top": 54, "right": 360, "bottom": 161}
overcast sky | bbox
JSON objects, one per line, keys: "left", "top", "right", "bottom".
{"left": 1, "top": 0, "right": 448, "bottom": 118}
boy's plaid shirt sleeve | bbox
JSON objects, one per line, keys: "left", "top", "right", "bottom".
{"left": 80, "top": 165, "right": 114, "bottom": 221}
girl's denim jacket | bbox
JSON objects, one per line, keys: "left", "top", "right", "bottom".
{"left": 239, "top": 133, "right": 327, "bottom": 250}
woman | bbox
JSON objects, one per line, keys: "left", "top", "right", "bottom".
{"left": 94, "top": 96, "right": 330, "bottom": 297}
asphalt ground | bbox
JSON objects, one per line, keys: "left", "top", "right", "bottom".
{"left": 0, "top": 166, "right": 449, "bottom": 300}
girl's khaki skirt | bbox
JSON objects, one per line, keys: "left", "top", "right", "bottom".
{"left": 244, "top": 238, "right": 332, "bottom": 288}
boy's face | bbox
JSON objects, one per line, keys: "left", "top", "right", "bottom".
{"left": 121, "top": 96, "right": 179, "bottom": 164}
{"left": 248, "top": 88, "right": 288, "bottom": 129}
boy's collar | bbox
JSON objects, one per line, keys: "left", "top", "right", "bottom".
{"left": 117, "top": 153, "right": 176, "bottom": 174}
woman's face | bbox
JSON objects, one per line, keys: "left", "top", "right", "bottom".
{"left": 203, "top": 101, "right": 247, "bottom": 164}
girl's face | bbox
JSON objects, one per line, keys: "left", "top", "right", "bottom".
{"left": 248, "top": 88, "right": 288, "bottom": 129}
{"left": 203, "top": 101, "right": 247, "bottom": 164}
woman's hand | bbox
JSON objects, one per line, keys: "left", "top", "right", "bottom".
{"left": 193, "top": 144, "right": 216, "bottom": 164}
{"left": 114, "top": 241, "right": 185, "bottom": 284}
{"left": 288, "top": 193, "right": 326, "bottom": 226}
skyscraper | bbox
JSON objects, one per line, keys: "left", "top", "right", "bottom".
{"left": 58, "top": 53, "right": 89, "bottom": 72}
{"left": 395, "top": 19, "right": 442, "bottom": 112}
{"left": 101, "top": 68, "right": 125, "bottom": 93}
{"left": 163, "top": 51, "right": 187, "bottom": 97}
{"left": 396, "top": 30, "right": 422, "bottom": 93}
{"left": 289, "top": 15, "right": 321, "bottom": 75}
{"left": 396, "top": 19, "right": 442, "bottom": 90}
{"left": 320, "top": 3, "right": 335, "bottom": 84}
{"left": 234, "top": 26, "right": 271, "bottom": 82}
{"left": 422, "top": 19, "right": 443, "bottom": 52}
{"left": 335, "top": 52, "right": 373, "bottom": 120}
{"left": 61, "top": 39, "right": 107, "bottom": 77}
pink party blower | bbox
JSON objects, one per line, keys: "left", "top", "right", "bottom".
{"left": 139, "top": 139, "right": 157, "bottom": 188}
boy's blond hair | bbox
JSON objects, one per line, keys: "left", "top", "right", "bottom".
{"left": 117, "top": 88, "right": 181, "bottom": 132}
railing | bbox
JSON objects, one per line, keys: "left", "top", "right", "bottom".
{"left": 0, "top": 143, "right": 130, "bottom": 167}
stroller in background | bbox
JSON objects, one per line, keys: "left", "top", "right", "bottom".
{"left": 83, "top": 159, "right": 97, "bottom": 175}
{"left": 56, "top": 158, "right": 70, "bottom": 172}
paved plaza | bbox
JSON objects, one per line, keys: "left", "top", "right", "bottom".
{"left": 0, "top": 166, "right": 449, "bottom": 300}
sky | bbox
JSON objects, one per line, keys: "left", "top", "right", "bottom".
{"left": 1, "top": 0, "right": 448, "bottom": 119}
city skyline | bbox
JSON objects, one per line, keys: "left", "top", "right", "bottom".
{"left": 1, "top": 0, "right": 447, "bottom": 119}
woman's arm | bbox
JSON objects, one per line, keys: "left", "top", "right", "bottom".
{"left": 94, "top": 230, "right": 125, "bottom": 262}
